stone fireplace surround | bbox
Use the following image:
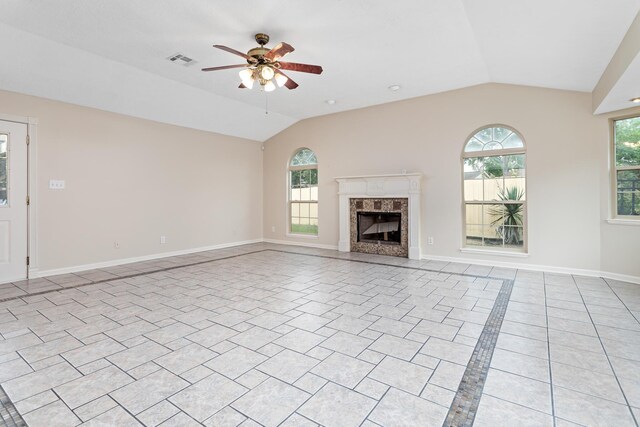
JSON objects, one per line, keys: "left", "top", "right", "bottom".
{"left": 336, "top": 173, "right": 422, "bottom": 260}
{"left": 350, "top": 198, "right": 409, "bottom": 257}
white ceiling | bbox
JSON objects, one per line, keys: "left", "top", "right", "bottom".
{"left": 0, "top": 0, "right": 638, "bottom": 141}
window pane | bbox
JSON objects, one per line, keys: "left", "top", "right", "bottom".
{"left": 0, "top": 134, "right": 7, "bottom": 206}
{"left": 464, "top": 158, "right": 483, "bottom": 201}
{"left": 503, "top": 226, "right": 524, "bottom": 248}
{"left": 617, "top": 169, "right": 640, "bottom": 216}
{"left": 291, "top": 203, "right": 300, "bottom": 217}
{"left": 483, "top": 177, "right": 503, "bottom": 201}
{"left": 502, "top": 132, "right": 524, "bottom": 149}
{"left": 300, "top": 187, "right": 311, "bottom": 201}
{"left": 291, "top": 170, "right": 300, "bottom": 187}
{"left": 492, "top": 202, "right": 524, "bottom": 228}
{"left": 493, "top": 127, "right": 512, "bottom": 142}
{"left": 291, "top": 188, "right": 301, "bottom": 201}
{"left": 309, "top": 169, "right": 318, "bottom": 185}
{"left": 484, "top": 141, "right": 502, "bottom": 151}
{"left": 476, "top": 128, "right": 493, "bottom": 143}
{"left": 465, "top": 138, "right": 483, "bottom": 152}
{"left": 483, "top": 156, "right": 504, "bottom": 178}
{"left": 300, "top": 203, "right": 310, "bottom": 217}
{"left": 466, "top": 225, "right": 483, "bottom": 246}
{"left": 309, "top": 203, "right": 318, "bottom": 217}
{"left": 465, "top": 204, "right": 483, "bottom": 225}
{"left": 310, "top": 186, "right": 318, "bottom": 201}
{"left": 483, "top": 225, "right": 502, "bottom": 246}
{"left": 465, "top": 127, "right": 524, "bottom": 152}
{"left": 291, "top": 148, "right": 318, "bottom": 166}
{"left": 615, "top": 116, "right": 640, "bottom": 167}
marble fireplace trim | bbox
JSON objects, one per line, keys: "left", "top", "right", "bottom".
{"left": 336, "top": 173, "right": 422, "bottom": 260}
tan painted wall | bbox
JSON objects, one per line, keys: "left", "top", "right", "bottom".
{"left": 263, "top": 83, "right": 640, "bottom": 277}
{"left": 0, "top": 89, "right": 263, "bottom": 272}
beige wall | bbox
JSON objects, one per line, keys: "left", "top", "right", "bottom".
{"left": 263, "top": 83, "right": 640, "bottom": 277}
{"left": 2, "top": 83, "right": 637, "bottom": 278}
{"left": 0, "top": 89, "right": 263, "bottom": 272}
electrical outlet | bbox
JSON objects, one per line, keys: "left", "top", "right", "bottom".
{"left": 427, "top": 237, "right": 434, "bottom": 245}
{"left": 160, "top": 236, "right": 166, "bottom": 244}
{"left": 114, "top": 242, "right": 120, "bottom": 249}
{"left": 271, "top": 226, "right": 276, "bottom": 233}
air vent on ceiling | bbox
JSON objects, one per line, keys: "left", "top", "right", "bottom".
{"left": 167, "top": 53, "right": 197, "bottom": 67}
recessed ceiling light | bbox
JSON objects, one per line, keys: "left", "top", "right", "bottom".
{"left": 631, "top": 97, "right": 640, "bottom": 103}
{"left": 325, "top": 99, "right": 336, "bottom": 105}
{"left": 388, "top": 85, "right": 401, "bottom": 92}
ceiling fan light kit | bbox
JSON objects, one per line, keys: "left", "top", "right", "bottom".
{"left": 202, "top": 33, "right": 323, "bottom": 91}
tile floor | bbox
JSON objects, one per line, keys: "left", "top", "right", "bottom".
{"left": 0, "top": 243, "right": 637, "bottom": 426}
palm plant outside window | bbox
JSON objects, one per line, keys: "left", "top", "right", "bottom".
{"left": 612, "top": 116, "right": 640, "bottom": 217}
{"left": 463, "top": 126, "right": 527, "bottom": 250}
{"left": 289, "top": 148, "right": 318, "bottom": 235}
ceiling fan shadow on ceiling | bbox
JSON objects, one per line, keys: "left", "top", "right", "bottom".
{"left": 201, "top": 33, "right": 323, "bottom": 92}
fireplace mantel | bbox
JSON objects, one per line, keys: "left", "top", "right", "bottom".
{"left": 335, "top": 173, "right": 422, "bottom": 259}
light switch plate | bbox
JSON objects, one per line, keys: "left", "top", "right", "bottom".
{"left": 49, "top": 179, "right": 65, "bottom": 190}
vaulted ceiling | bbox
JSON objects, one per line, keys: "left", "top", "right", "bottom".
{"left": 1, "top": 0, "right": 639, "bottom": 141}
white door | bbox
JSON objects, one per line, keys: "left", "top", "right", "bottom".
{"left": 0, "top": 120, "right": 28, "bottom": 283}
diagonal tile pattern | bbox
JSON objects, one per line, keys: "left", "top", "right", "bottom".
{"left": 0, "top": 243, "right": 637, "bottom": 426}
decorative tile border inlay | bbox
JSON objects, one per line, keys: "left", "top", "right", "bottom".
{"left": 443, "top": 278, "right": 515, "bottom": 427}
{"left": 0, "top": 386, "right": 26, "bottom": 427}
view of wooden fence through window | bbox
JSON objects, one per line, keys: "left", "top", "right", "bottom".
{"left": 289, "top": 148, "right": 318, "bottom": 235}
{"left": 463, "top": 126, "right": 526, "bottom": 250}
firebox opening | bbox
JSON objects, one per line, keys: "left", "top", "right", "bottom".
{"left": 357, "top": 212, "right": 402, "bottom": 245}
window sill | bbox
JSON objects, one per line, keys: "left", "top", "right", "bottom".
{"left": 606, "top": 219, "right": 640, "bottom": 226}
{"left": 460, "top": 247, "right": 529, "bottom": 258}
{"left": 286, "top": 233, "right": 319, "bottom": 239}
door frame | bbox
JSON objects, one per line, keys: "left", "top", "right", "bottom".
{"left": 0, "top": 113, "right": 38, "bottom": 280}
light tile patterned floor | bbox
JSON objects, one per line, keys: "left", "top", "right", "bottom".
{"left": 0, "top": 243, "right": 638, "bottom": 426}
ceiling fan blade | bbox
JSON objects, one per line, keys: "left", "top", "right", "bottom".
{"left": 239, "top": 83, "right": 247, "bottom": 89}
{"left": 278, "top": 62, "right": 323, "bottom": 74}
{"left": 264, "top": 42, "right": 295, "bottom": 61}
{"left": 213, "top": 45, "right": 255, "bottom": 62}
{"left": 276, "top": 70, "right": 299, "bottom": 90}
{"left": 201, "top": 64, "right": 248, "bottom": 72}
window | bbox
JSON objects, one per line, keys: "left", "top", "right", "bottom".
{"left": 612, "top": 115, "right": 640, "bottom": 218}
{"left": 289, "top": 148, "right": 318, "bottom": 235}
{"left": 463, "top": 126, "right": 526, "bottom": 251}
{"left": 0, "top": 134, "right": 7, "bottom": 206}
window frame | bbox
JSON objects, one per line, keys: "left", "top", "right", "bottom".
{"left": 610, "top": 113, "right": 640, "bottom": 221}
{"left": 461, "top": 124, "right": 528, "bottom": 253}
{"left": 287, "top": 148, "right": 319, "bottom": 237}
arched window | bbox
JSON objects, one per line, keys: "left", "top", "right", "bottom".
{"left": 289, "top": 148, "right": 318, "bottom": 235}
{"left": 463, "top": 126, "right": 526, "bottom": 251}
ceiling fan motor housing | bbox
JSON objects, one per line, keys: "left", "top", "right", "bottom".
{"left": 254, "top": 33, "right": 270, "bottom": 46}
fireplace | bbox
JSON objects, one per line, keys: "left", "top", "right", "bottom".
{"left": 336, "top": 173, "right": 421, "bottom": 259}
{"left": 357, "top": 212, "right": 402, "bottom": 245}
{"left": 350, "top": 198, "right": 408, "bottom": 257}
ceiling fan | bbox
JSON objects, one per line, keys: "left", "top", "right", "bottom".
{"left": 201, "top": 33, "right": 323, "bottom": 92}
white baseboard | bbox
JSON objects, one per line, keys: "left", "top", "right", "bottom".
{"left": 421, "top": 254, "right": 640, "bottom": 285}
{"left": 31, "top": 239, "right": 264, "bottom": 278}
{"left": 263, "top": 238, "right": 339, "bottom": 251}
{"left": 21, "top": 236, "right": 640, "bottom": 287}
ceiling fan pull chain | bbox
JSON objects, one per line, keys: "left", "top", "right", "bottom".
{"left": 265, "top": 91, "right": 269, "bottom": 115}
